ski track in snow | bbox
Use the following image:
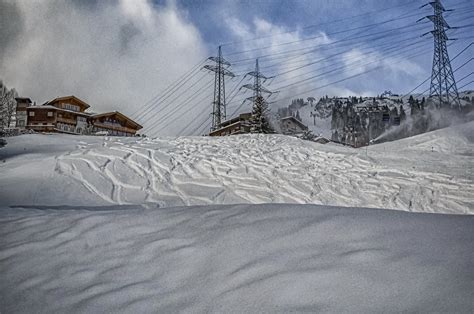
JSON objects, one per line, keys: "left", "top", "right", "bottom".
{"left": 0, "top": 122, "right": 473, "bottom": 214}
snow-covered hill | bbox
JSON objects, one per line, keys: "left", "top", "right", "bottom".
{"left": 1, "top": 121, "right": 473, "bottom": 214}
{"left": 1, "top": 124, "right": 473, "bottom": 313}
{"left": 1, "top": 203, "right": 473, "bottom": 313}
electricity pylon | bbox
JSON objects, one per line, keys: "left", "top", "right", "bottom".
{"left": 240, "top": 59, "right": 277, "bottom": 133}
{"left": 241, "top": 59, "right": 275, "bottom": 106}
{"left": 420, "top": 0, "right": 461, "bottom": 108}
{"left": 203, "top": 46, "right": 235, "bottom": 130}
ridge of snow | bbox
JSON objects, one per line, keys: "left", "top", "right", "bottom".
{"left": 1, "top": 121, "right": 473, "bottom": 214}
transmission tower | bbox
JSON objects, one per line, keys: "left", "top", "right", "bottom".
{"left": 241, "top": 59, "right": 275, "bottom": 106}
{"left": 420, "top": 0, "right": 461, "bottom": 108}
{"left": 203, "top": 46, "right": 235, "bottom": 130}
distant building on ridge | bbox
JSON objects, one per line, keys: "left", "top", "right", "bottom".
{"left": 24, "top": 95, "right": 142, "bottom": 136}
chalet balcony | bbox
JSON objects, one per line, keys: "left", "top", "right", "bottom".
{"left": 93, "top": 122, "right": 136, "bottom": 134}
{"left": 57, "top": 117, "right": 77, "bottom": 125}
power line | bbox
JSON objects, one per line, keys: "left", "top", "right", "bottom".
{"left": 272, "top": 37, "right": 428, "bottom": 83}
{"left": 406, "top": 40, "right": 473, "bottom": 101}
{"left": 273, "top": 40, "right": 430, "bottom": 92}
{"left": 145, "top": 81, "right": 214, "bottom": 136}
{"left": 225, "top": 10, "right": 423, "bottom": 57}
{"left": 220, "top": 0, "right": 472, "bottom": 48}
{"left": 270, "top": 44, "right": 438, "bottom": 104}
{"left": 220, "top": 0, "right": 420, "bottom": 47}
{"left": 139, "top": 72, "right": 211, "bottom": 128}
{"left": 458, "top": 80, "right": 473, "bottom": 90}
{"left": 131, "top": 59, "right": 206, "bottom": 120}
{"left": 133, "top": 65, "right": 206, "bottom": 123}
{"left": 229, "top": 20, "right": 428, "bottom": 64}
{"left": 228, "top": 9, "right": 473, "bottom": 67}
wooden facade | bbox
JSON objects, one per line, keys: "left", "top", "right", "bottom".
{"left": 90, "top": 112, "right": 143, "bottom": 137}
{"left": 209, "top": 113, "right": 252, "bottom": 136}
{"left": 25, "top": 96, "right": 142, "bottom": 136}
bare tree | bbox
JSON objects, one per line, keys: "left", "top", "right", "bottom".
{"left": 0, "top": 81, "right": 18, "bottom": 130}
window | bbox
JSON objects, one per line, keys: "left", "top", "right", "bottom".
{"left": 63, "top": 103, "right": 79, "bottom": 112}
{"left": 29, "top": 111, "right": 35, "bottom": 117}
{"left": 47, "top": 111, "right": 53, "bottom": 117}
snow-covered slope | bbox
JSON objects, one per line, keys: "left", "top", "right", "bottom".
{"left": 1, "top": 204, "right": 473, "bottom": 313}
{"left": 297, "top": 102, "right": 333, "bottom": 138}
{"left": 1, "top": 121, "right": 473, "bottom": 214}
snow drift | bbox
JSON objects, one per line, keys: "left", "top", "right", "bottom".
{"left": 1, "top": 204, "right": 473, "bottom": 313}
{"left": 1, "top": 121, "right": 473, "bottom": 214}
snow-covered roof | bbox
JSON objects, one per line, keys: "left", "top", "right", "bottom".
{"left": 15, "top": 97, "right": 32, "bottom": 103}
{"left": 281, "top": 116, "right": 308, "bottom": 130}
{"left": 27, "top": 105, "right": 92, "bottom": 116}
{"left": 27, "top": 105, "right": 58, "bottom": 110}
{"left": 44, "top": 95, "right": 90, "bottom": 109}
{"left": 91, "top": 111, "right": 142, "bottom": 129}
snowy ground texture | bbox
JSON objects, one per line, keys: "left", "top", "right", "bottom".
{"left": 1, "top": 204, "right": 473, "bottom": 313}
{"left": 1, "top": 121, "right": 473, "bottom": 214}
{"left": 1, "top": 123, "right": 473, "bottom": 312}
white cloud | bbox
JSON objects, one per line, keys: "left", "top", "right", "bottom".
{"left": 224, "top": 17, "right": 362, "bottom": 110}
{"left": 342, "top": 48, "right": 424, "bottom": 78}
{"left": 0, "top": 0, "right": 208, "bottom": 129}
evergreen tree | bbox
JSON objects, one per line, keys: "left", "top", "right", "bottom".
{"left": 250, "top": 95, "right": 273, "bottom": 133}
{"left": 410, "top": 96, "right": 417, "bottom": 115}
{"left": 400, "top": 105, "right": 406, "bottom": 122}
{"left": 296, "top": 110, "right": 301, "bottom": 121}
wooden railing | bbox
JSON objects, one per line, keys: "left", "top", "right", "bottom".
{"left": 93, "top": 122, "right": 136, "bottom": 134}
{"left": 57, "top": 117, "right": 77, "bottom": 125}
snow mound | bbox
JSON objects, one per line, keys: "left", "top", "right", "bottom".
{"left": 0, "top": 205, "right": 474, "bottom": 313}
{"left": 0, "top": 122, "right": 473, "bottom": 214}
{"left": 1, "top": 204, "right": 473, "bottom": 313}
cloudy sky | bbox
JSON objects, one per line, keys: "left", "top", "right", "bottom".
{"left": 0, "top": 0, "right": 472, "bottom": 135}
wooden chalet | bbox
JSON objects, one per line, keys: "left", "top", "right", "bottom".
{"left": 279, "top": 116, "right": 308, "bottom": 135}
{"left": 25, "top": 95, "right": 142, "bottom": 136}
{"left": 209, "top": 113, "right": 252, "bottom": 136}
{"left": 90, "top": 111, "right": 143, "bottom": 137}
{"left": 27, "top": 96, "right": 90, "bottom": 134}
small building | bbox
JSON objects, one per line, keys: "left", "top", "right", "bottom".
{"left": 15, "top": 97, "right": 32, "bottom": 129}
{"left": 280, "top": 116, "right": 308, "bottom": 135}
{"left": 25, "top": 95, "right": 142, "bottom": 136}
{"left": 209, "top": 113, "right": 252, "bottom": 136}
{"left": 90, "top": 111, "right": 143, "bottom": 137}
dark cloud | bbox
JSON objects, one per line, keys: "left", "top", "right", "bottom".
{"left": 0, "top": 1, "right": 23, "bottom": 61}
{"left": 119, "top": 22, "right": 142, "bottom": 54}
{"left": 70, "top": 0, "right": 101, "bottom": 10}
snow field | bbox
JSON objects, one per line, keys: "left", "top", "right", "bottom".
{"left": 1, "top": 204, "right": 473, "bottom": 313}
{"left": 1, "top": 121, "right": 473, "bottom": 214}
